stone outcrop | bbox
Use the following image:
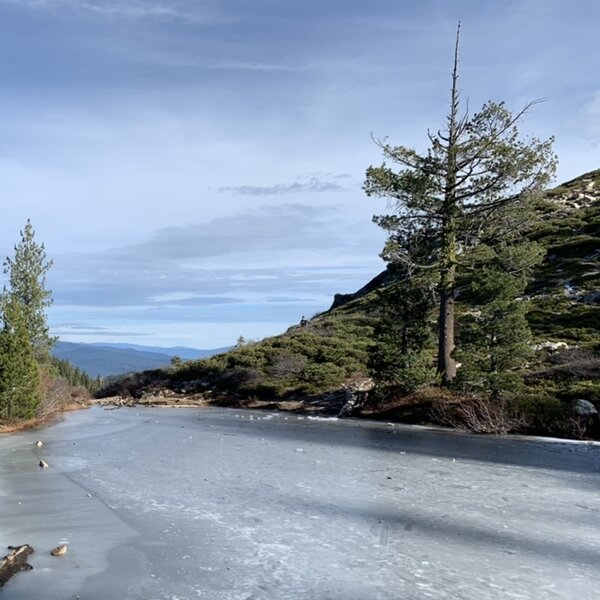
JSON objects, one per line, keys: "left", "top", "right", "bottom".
{"left": 338, "top": 377, "right": 375, "bottom": 417}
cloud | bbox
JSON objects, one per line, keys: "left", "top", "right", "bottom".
{"left": 51, "top": 264, "right": 377, "bottom": 309}
{"left": 218, "top": 175, "right": 346, "bottom": 196}
{"left": 1, "top": 0, "right": 214, "bottom": 23}
{"left": 53, "top": 322, "right": 109, "bottom": 331}
{"left": 48, "top": 203, "right": 383, "bottom": 313}
{"left": 109, "top": 203, "right": 351, "bottom": 264}
{"left": 147, "top": 293, "right": 243, "bottom": 306}
{"left": 52, "top": 323, "right": 149, "bottom": 337}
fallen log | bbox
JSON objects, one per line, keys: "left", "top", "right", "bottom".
{"left": 0, "top": 545, "right": 34, "bottom": 586}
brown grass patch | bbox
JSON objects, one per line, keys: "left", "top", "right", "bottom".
{"left": 0, "top": 398, "right": 92, "bottom": 435}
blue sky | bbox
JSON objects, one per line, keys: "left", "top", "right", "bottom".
{"left": 0, "top": 0, "right": 598, "bottom": 348}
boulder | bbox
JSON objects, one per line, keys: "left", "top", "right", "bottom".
{"left": 533, "top": 341, "right": 569, "bottom": 352}
{"left": 573, "top": 399, "right": 598, "bottom": 417}
{"left": 50, "top": 545, "right": 68, "bottom": 557}
{"left": 338, "top": 377, "right": 375, "bottom": 418}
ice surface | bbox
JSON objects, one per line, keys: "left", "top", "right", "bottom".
{"left": 1, "top": 406, "right": 599, "bottom": 599}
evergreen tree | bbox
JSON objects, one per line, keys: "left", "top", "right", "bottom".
{"left": 455, "top": 204, "right": 545, "bottom": 398}
{"left": 364, "top": 25, "right": 556, "bottom": 384}
{"left": 0, "top": 295, "right": 41, "bottom": 421}
{"left": 50, "top": 356, "right": 100, "bottom": 392}
{"left": 3, "top": 219, "right": 55, "bottom": 359}
{"left": 369, "top": 271, "right": 436, "bottom": 393}
{"left": 457, "top": 261, "right": 534, "bottom": 399}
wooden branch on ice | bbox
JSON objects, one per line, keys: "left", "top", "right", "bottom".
{"left": 0, "top": 545, "right": 34, "bottom": 586}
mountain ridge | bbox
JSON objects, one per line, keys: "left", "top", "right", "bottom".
{"left": 53, "top": 341, "right": 229, "bottom": 378}
{"left": 90, "top": 343, "right": 232, "bottom": 360}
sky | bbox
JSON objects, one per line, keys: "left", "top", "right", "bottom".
{"left": 0, "top": 0, "right": 598, "bottom": 348}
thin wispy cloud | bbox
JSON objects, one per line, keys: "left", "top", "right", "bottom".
{"left": 219, "top": 176, "right": 346, "bottom": 197}
{"left": 53, "top": 324, "right": 150, "bottom": 337}
{"left": 147, "top": 293, "right": 243, "bottom": 306}
{"left": 206, "top": 60, "right": 309, "bottom": 73}
{"left": 1, "top": 0, "right": 214, "bottom": 23}
{"left": 55, "top": 323, "right": 110, "bottom": 331}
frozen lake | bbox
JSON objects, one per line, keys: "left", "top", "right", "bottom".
{"left": 1, "top": 406, "right": 599, "bottom": 599}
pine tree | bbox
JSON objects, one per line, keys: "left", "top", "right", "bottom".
{"left": 50, "top": 356, "right": 99, "bottom": 391}
{"left": 364, "top": 25, "right": 556, "bottom": 384}
{"left": 455, "top": 206, "right": 546, "bottom": 399}
{"left": 0, "top": 295, "right": 41, "bottom": 421}
{"left": 369, "top": 270, "right": 436, "bottom": 393}
{"left": 3, "top": 219, "right": 55, "bottom": 359}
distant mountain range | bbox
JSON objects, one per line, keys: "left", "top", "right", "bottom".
{"left": 53, "top": 341, "right": 230, "bottom": 379}
{"left": 89, "top": 343, "right": 228, "bottom": 361}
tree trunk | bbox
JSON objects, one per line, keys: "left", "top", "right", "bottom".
{"left": 436, "top": 23, "right": 460, "bottom": 385}
{"left": 401, "top": 320, "right": 408, "bottom": 355}
{"left": 0, "top": 545, "right": 34, "bottom": 586}
{"left": 437, "top": 268, "right": 457, "bottom": 384}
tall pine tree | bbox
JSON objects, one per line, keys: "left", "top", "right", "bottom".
{"left": 364, "top": 25, "right": 556, "bottom": 384}
{"left": 3, "top": 219, "right": 55, "bottom": 360}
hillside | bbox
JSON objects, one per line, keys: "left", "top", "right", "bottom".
{"left": 98, "top": 170, "right": 600, "bottom": 437}
{"left": 53, "top": 342, "right": 174, "bottom": 378}
{"left": 53, "top": 342, "right": 231, "bottom": 378}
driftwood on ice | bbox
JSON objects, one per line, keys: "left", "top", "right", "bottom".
{"left": 0, "top": 544, "right": 34, "bottom": 586}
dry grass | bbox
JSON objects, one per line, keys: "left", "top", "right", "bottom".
{"left": 360, "top": 385, "right": 455, "bottom": 419}
{"left": 0, "top": 415, "right": 53, "bottom": 434}
{"left": 0, "top": 398, "right": 92, "bottom": 435}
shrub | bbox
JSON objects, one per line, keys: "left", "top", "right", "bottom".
{"left": 268, "top": 351, "right": 307, "bottom": 378}
{"left": 432, "top": 396, "right": 529, "bottom": 435}
{"left": 299, "top": 363, "right": 346, "bottom": 394}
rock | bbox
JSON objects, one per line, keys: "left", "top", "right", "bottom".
{"left": 338, "top": 377, "right": 375, "bottom": 418}
{"left": 50, "top": 545, "right": 68, "bottom": 557}
{"left": 533, "top": 341, "right": 569, "bottom": 352}
{"left": 35, "top": 440, "right": 43, "bottom": 448}
{"left": 39, "top": 460, "right": 48, "bottom": 468}
{"left": 573, "top": 399, "right": 598, "bottom": 417}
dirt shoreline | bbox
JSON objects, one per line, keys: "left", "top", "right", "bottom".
{"left": 0, "top": 400, "right": 93, "bottom": 435}
{"left": 0, "top": 392, "right": 329, "bottom": 436}
{"left": 96, "top": 392, "right": 342, "bottom": 415}
{"left": 4, "top": 392, "right": 599, "bottom": 443}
